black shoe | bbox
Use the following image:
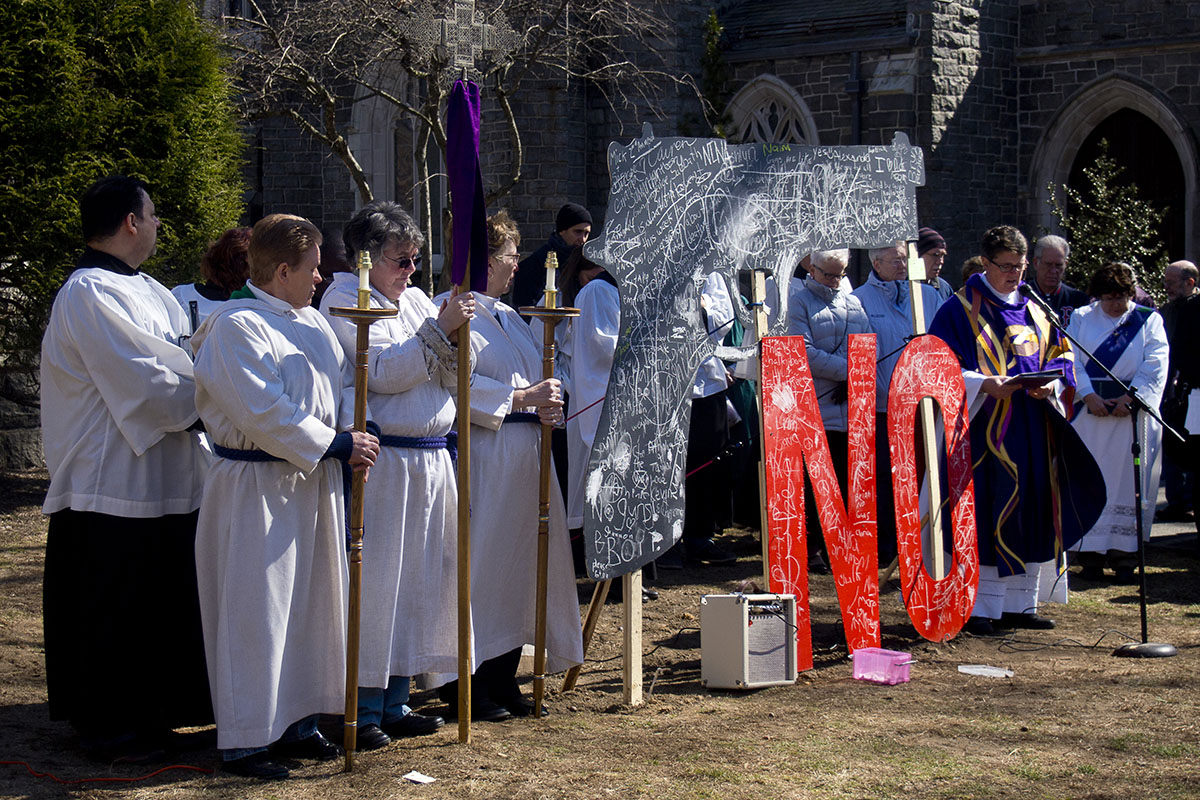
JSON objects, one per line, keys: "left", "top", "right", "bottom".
{"left": 82, "top": 732, "right": 168, "bottom": 766}
{"left": 354, "top": 723, "right": 391, "bottom": 751}
{"left": 505, "top": 697, "right": 550, "bottom": 718}
{"left": 382, "top": 712, "right": 445, "bottom": 738}
{"left": 998, "top": 612, "right": 1055, "bottom": 630}
{"left": 224, "top": 752, "right": 289, "bottom": 780}
{"left": 807, "top": 552, "right": 830, "bottom": 575}
{"left": 642, "top": 586, "right": 659, "bottom": 601}
{"left": 471, "top": 699, "right": 512, "bottom": 722}
{"left": 1155, "top": 504, "right": 1193, "bottom": 522}
{"left": 1079, "top": 564, "right": 1105, "bottom": 581}
{"left": 656, "top": 545, "right": 684, "bottom": 570}
{"left": 963, "top": 617, "right": 996, "bottom": 636}
{"left": 689, "top": 538, "right": 735, "bottom": 564}
{"left": 1114, "top": 566, "right": 1138, "bottom": 585}
{"left": 272, "top": 730, "right": 343, "bottom": 761}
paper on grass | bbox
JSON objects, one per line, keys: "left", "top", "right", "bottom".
{"left": 403, "top": 770, "right": 436, "bottom": 784}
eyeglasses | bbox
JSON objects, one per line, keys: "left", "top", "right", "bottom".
{"left": 987, "top": 255, "right": 1025, "bottom": 273}
{"left": 381, "top": 252, "right": 422, "bottom": 270}
{"left": 810, "top": 264, "right": 847, "bottom": 280}
{"left": 491, "top": 252, "right": 519, "bottom": 264}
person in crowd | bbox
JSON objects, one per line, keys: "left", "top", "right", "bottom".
{"left": 1027, "top": 234, "right": 1089, "bottom": 322}
{"left": 961, "top": 255, "right": 985, "bottom": 283}
{"left": 172, "top": 227, "right": 251, "bottom": 330}
{"left": 1067, "top": 262, "right": 1169, "bottom": 583}
{"left": 851, "top": 240, "right": 943, "bottom": 565}
{"left": 193, "top": 214, "right": 379, "bottom": 779}
{"left": 319, "top": 201, "right": 479, "bottom": 738}
{"left": 41, "top": 175, "right": 213, "bottom": 764}
{"left": 512, "top": 202, "right": 592, "bottom": 310}
{"left": 929, "top": 225, "right": 1105, "bottom": 635}
{"left": 1169, "top": 283, "right": 1200, "bottom": 553}
{"left": 917, "top": 227, "right": 954, "bottom": 301}
{"left": 312, "top": 226, "right": 353, "bottom": 307}
{"left": 1157, "top": 260, "right": 1198, "bottom": 521}
{"left": 657, "top": 269, "right": 738, "bottom": 568}
{"left": 556, "top": 248, "right": 661, "bottom": 600}
{"left": 430, "top": 210, "right": 583, "bottom": 717}
{"left": 788, "top": 248, "right": 871, "bottom": 573}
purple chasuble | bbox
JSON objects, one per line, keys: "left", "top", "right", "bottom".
{"left": 928, "top": 274, "right": 1105, "bottom": 577}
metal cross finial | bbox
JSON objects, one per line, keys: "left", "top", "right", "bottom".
{"left": 398, "top": 0, "right": 520, "bottom": 81}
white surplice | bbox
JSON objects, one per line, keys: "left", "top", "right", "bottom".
{"left": 320, "top": 272, "right": 462, "bottom": 686}
{"left": 1067, "top": 303, "right": 1168, "bottom": 553}
{"left": 41, "top": 268, "right": 209, "bottom": 517}
{"left": 432, "top": 292, "right": 584, "bottom": 676}
{"left": 564, "top": 277, "right": 620, "bottom": 529}
{"left": 192, "top": 285, "right": 355, "bottom": 750}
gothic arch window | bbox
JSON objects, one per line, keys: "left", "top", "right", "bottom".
{"left": 348, "top": 74, "right": 446, "bottom": 274}
{"left": 726, "top": 74, "right": 819, "bottom": 145}
{"left": 1029, "top": 75, "right": 1196, "bottom": 261}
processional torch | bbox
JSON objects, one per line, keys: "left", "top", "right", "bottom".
{"left": 329, "top": 250, "right": 397, "bottom": 772}
{"left": 520, "top": 251, "right": 579, "bottom": 717}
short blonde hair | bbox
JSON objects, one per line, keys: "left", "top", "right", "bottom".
{"left": 248, "top": 214, "right": 322, "bottom": 285}
{"left": 486, "top": 209, "right": 520, "bottom": 256}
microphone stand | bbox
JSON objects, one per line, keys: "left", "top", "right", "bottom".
{"left": 1020, "top": 285, "right": 1181, "bottom": 658}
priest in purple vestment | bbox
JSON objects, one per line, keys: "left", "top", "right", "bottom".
{"left": 928, "top": 225, "right": 1105, "bottom": 636}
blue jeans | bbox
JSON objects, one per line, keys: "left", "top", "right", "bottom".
{"left": 357, "top": 675, "right": 411, "bottom": 727}
{"left": 222, "top": 714, "right": 318, "bottom": 761}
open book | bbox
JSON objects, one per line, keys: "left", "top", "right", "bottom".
{"left": 1003, "top": 369, "right": 1064, "bottom": 388}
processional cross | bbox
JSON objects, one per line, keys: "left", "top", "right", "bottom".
{"left": 397, "top": 0, "right": 520, "bottom": 79}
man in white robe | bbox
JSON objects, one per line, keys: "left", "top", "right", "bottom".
{"left": 1067, "top": 264, "right": 1169, "bottom": 583}
{"left": 193, "top": 214, "right": 378, "bottom": 779}
{"left": 320, "top": 201, "right": 477, "bottom": 744}
{"left": 41, "top": 175, "right": 212, "bottom": 763}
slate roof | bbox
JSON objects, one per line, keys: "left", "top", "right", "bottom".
{"left": 720, "top": 0, "right": 910, "bottom": 55}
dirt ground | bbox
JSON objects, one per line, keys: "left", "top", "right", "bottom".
{"left": 0, "top": 467, "right": 1197, "bottom": 800}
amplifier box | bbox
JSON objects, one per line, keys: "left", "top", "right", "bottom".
{"left": 700, "top": 593, "right": 797, "bottom": 689}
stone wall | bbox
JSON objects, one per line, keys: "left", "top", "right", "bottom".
{"left": 917, "top": 0, "right": 1022, "bottom": 274}
{"left": 1015, "top": 0, "right": 1200, "bottom": 259}
{"left": 0, "top": 371, "right": 41, "bottom": 469}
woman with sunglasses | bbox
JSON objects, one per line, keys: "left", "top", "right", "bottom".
{"left": 319, "top": 200, "right": 477, "bottom": 751}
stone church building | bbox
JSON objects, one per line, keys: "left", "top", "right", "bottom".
{"left": 230, "top": 0, "right": 1196, "bottom": 283}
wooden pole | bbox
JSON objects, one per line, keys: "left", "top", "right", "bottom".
{"left": 520, "top": 265, "right": 578, "bottom": 718}
{"left": 622, "top": 570, "right": 643, "bottom": 705}
{"left": 561, "top": 578, "right": 611, "bottom": 692}
{"left": 455, "top": 280, "right": 473, "bottom": 744}
{"left": 751, "top": 270, "right": 772, "bottom": 589}
{"left": 906, "top": 243, "right": 946, "bottom": 581}
{"left": 329, "top": 256, "right": 397, "bottom": 773}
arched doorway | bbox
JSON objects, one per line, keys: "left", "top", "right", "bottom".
{"left": 1028, "top": 75, "right": 1196, "bottom": 261}
{"left": 1068, "top": 108, "right": 1185, "bottom": 261}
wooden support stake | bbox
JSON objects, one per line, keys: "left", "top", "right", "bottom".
{"left": 561, "top": 579, "right": 611, "bottom": 692}
{"left": 751, "top": 270, "right": 772, "bottom": 589}
{"left": 907, "top": 244, "right": 945, "bottom": 581}
{"left": 622, "top": 569, "right": 643, "bottom": 706}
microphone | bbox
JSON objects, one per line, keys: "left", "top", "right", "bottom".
{"left": 1018, "top": 284, "right": 1063, "bottom": 328}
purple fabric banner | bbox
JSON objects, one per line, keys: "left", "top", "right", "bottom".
{"left": 446, "top": 79, "right": 489, "bottom": 293}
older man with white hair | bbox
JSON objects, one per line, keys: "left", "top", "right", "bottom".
{"left": 789, "top": 248, "right": 871, "bottom": 570}
{"left": 852, "top": 240, "right": 944, "bottom": 564}
{"left": 1159, "top": 260, "right": 1199, "bottom": 521}
{"left": 1028, "top": 235, "right": 1089, "bottom": 322}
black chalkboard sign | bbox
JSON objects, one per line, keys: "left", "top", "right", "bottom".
{"left": 579, "top": 126, "right": 925, "bottom": 580}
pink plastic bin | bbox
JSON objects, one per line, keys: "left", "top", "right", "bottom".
{"left": 852, "top": 647, "right": 912, "bottom": 685}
